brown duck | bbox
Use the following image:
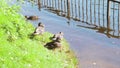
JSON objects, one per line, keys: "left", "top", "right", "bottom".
{"left": 33, "top": 22, "right": 45, "bottom": 35}
{"left": 52, "top": 32, "right": 64, "bottom": 41}
{"left": 44, "top": 37, "right": 62, "bottom": 50}
{"left": 25, "top": 15, "right": 39, "bottom": 20}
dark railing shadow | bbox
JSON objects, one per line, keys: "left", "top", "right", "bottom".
{"left": 77, "top": 24, "right": 119, "bottom": 38}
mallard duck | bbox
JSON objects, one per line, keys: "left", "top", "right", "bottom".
{"left": 44, "top": 37, "right": 62, "bottom": 50}
{"left": 33, "top": 22, "right": 45, "bottom": 35}
{"left": 25, "top": 15, "right": 39, "bottom": 20}
{"left": 52, "top": 32, "right": 64, "bottom": 41}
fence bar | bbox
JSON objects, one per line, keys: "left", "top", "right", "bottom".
{"left": 90, "top": 0, "right": 92, "bottom": 24}
{"left": 107, "top": 0, "right": 111, "bottom": 29}
{"left": 94, "top": 0, "right": 96, "bottom": 25}
{"left": 118, "top": 3, "right": 120, "bottom": 37}
{"left": 67, "top": 0, "right": 70, "bottom": 19}
{"left": 75, "top": 0, "right": 77, "bottom": 19}
{"left": 82, "top": 0, "right": 84, "bottom": 21}
{"left": 38, "top": 0, "right": 41, "bottom": 11}
{"left": 86, "top": 0, "right": 88, "bottom": 22}
{"left": 103, "top": 0, "right": 105, "bottom": 27}
{"left": 98, "top": 0, "right": 100, "bottom": 26}
{"left": 113, "top": 2, "right": 115, "bottom": 35}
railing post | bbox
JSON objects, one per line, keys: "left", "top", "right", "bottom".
{"left": 67, "top": 0, "right": 70, "bottom": 19}
{"left": 38, "top": 0, "right": 41, "bottom": 11}
{"left": 107, "top": 0, "right": 111, "bottom": 29}
{"left": 118, "top": 3, "right": 120, "bottom": 37}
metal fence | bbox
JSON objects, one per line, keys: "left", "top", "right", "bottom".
{"left": 36, "top": 0, "right": 120, "bottom": 38}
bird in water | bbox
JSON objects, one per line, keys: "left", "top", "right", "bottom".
{"left": 33, "top": 22, "right": 45, "bottom": 35}
{"left": 25, "top": 15, "right": 39, "bottom": 20}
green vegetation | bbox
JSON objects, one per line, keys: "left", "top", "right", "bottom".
{"left": 0, "top": 0, "right": 77, "bottom": 68}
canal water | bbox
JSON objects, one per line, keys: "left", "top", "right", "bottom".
{"left": 41, "top": 0, "right": 120, "bottom": 38}
{"left": 15, "top": 0, "right": 120, "bottom": 68}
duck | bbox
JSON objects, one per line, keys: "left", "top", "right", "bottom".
{"left": 52, "top": 32, "right": 64, "bottom": 41}
{"left": 44, "top": 37, "right": 62, "bottom": 50}
{"left": 25, "top": 15, "right": 39, "bottom": 20}
{"left": 33, "top": 22, "right": 45, "bottom": 35}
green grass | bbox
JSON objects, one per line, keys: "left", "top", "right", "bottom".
{"left": 0, "top": 0, "right": 78, "bottom": 68}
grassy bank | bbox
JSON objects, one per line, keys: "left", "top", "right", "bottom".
{"left": 0, "top": 0, "right": 77, "bottom": 68}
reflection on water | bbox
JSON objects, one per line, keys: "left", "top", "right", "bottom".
{"left": 38, "top": 0, "right": 41, "bottom": 11}
{"left": 77, "top": 24, "right": 120, "bottom": 38}
{"left": 23, "top": 0, "right": 120, "bottom": 38}
{"left": 39, "top": 0, "right": 120, "bottom": 39}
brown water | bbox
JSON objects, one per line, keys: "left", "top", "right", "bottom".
{"left": 19, "top": 1, "right": 120, "bottom": 68}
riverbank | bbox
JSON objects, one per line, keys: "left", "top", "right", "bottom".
{"left": 18, "top": 0, "right": 120, "bottom": 68}
{"left": 0, "top": 0, "right": 77, "bottom": 68}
